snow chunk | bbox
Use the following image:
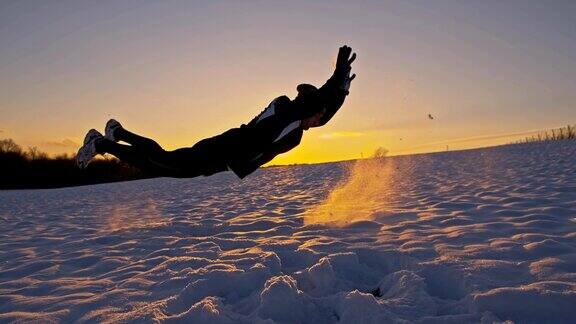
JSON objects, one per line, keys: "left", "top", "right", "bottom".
{"left": 294, "top": 252, "right": 382, "bottom": 296}
{"left": 376, "top": 270, "right": 436, "bottom": 318}
{"left": 336, "top": 290, "right": 393, "bottom": 323}
{"left": 164, "top": 297, "right": 235, "bottom": 324}
{"left": 257, "top": 275, "right": 319, "bottom": 323}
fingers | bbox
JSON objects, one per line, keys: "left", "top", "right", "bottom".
{"left": 335, "top": 46, "right": 356, "bottom": 81}
{"left": 342, "top": 45, "right": 351, "bottom": 57}
{"left": 348, "top": 52, "right": 356, "bottom": 64}
{"left": 337, "top": 46, "right": 349, "bottom": 65}
{"left": 337, "top": 45, "right": 356, "bottom": 67}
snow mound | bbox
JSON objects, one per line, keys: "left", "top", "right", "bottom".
{"left": 473, "top": 281, "right": 576, "bottom": 323}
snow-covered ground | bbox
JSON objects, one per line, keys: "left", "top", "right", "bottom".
{"left": 1, "top": 141, "right": 576, "bottom": 323}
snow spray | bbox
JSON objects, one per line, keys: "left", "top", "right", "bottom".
{"left": 304, "top": 157, "right": 395, "bottom": 226}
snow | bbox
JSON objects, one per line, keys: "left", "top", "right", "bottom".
{"left": 1, "top": 141, "right": 576, "bottom": 323}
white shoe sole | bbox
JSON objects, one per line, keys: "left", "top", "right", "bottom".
{"left": 76, "top": 129, "right": 102, "bottom": 169}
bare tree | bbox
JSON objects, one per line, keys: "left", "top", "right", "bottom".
{"left": 0, "top": 138, "right": 22, "bottom": 154}
{"left": 372, "top": 147, "right": 388, "bottom": 159}
{"left": 27, "top": 146, "right": 48, "bottom": 160}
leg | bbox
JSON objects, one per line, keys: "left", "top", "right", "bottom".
{"left": 95, "top": 139, "right": 173, "bottom": 176}
{"left": 95, "top": 137, "right": 227, "bottom": 178}
{"left": 162, "top": 128, "right": 247, "bottom": 177}
{"left": 114, "top": 128, "right": 164, "bottom": 153}
{"left": 98, "top": 126, "right": 245, "bottom": 178}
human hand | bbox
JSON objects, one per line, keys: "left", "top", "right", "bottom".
{"left": 333, "top": 45, "right": 357, "bottom": 93}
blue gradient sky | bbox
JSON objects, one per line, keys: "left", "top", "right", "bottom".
{"left": 1, "top": 0, "right": 575, "bottom": 163}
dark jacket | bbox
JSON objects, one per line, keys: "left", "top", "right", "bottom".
{"left": 227, "top": 74, "right": 349, "bottom": 178}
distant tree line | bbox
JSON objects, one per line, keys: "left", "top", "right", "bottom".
{"left": 0, "top": 138, "right": 150, "bottom": 189}
{"left": 512, "top": 125, "right": 576, "bottom": 144}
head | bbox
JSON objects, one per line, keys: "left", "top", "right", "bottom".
{"left": 296, "top": 83, "right": 325, "bottom": 130}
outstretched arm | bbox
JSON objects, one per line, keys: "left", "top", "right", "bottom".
{"left": 249, "top": 46, "right": 357, "bottom": 126}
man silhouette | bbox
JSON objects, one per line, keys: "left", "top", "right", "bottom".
{"left": 77, "top": 45, "right": 357, "bottom": 179}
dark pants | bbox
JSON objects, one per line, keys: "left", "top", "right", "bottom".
{"left": 96, "top": 128, "right": 237, "bottom": 178}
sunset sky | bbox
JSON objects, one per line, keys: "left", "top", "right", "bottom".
{"left": 1, "top": 1, "right": 575, "bottom": 164}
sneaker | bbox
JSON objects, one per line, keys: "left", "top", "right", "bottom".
{"left": 76, "top": 129, "right": 103, "bottom": 169}
{"left": 105, "top": 119, "right": 122, "bottom": 142}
